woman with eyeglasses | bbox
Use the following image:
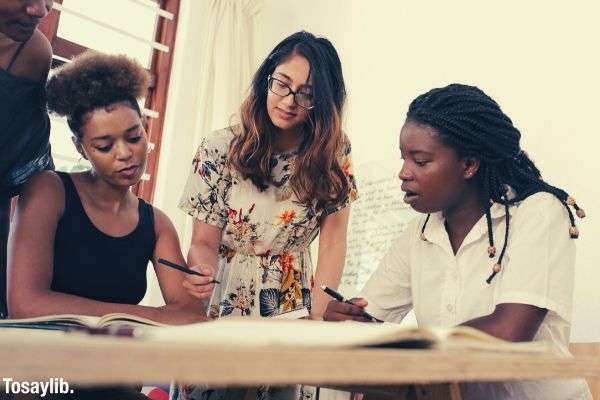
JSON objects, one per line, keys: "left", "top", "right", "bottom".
{"left": 0, "top": 0, "right": 54, "bottom": 319}
{"left": 175, "top": 31, "right": 357, "bottom": 400}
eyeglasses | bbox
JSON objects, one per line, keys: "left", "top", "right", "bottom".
{"left": 267, "top": 75, "right": 314, "bottom": 110}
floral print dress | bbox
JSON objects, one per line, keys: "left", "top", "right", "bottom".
{"left": 174, "top": 127, "right": 357, "bottom": 400}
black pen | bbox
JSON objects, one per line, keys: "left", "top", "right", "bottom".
{"left": 320, "top": 285, "right": 383, "bottom": 323}
{"left": 158, "top": 258, "right": 220, "bottom": 284}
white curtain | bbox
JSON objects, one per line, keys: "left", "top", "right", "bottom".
{"left": 142, "top": 0, "right": 262, "bottom": 307}
{"left": 183, "top": 0, "right": 263, "bottom": 245}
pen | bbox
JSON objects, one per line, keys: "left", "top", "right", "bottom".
{"left": 158, "top": 258, "right": 220, "bottom": 284}
{"left": 320, "top": 285, "right": 384, "bottom": 323}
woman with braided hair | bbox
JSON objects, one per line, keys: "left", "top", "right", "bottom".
{"left": 324, "top": 84, "right": 590, "bottom": 399}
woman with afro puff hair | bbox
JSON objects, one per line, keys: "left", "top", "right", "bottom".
{"left": 6, "top": 52, "right": 206, "bottom": 398}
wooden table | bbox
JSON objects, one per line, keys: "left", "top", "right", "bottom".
{"left": 1, "top": 329, "right": 599, "bottom": 399}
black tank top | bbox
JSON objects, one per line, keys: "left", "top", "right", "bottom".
{"left": 51, "top": 172, "right": 155, "bottom": 304}
{"left": 0, "top": 38, "right": 52, "bottom": 197}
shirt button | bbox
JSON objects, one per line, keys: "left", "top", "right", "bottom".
{"left": 446, "top": 304, "right": 454, "bottom": 312}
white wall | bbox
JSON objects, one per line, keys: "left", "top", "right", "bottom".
{"left": 153, "top": 0, "right": 209, "bottom": 235}
{"left": 155, "top": 0, "right": 600, "bottom": 341}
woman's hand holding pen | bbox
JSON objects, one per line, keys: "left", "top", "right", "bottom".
{"left": 323, "top": 298, "right": 373, "bottom": 322}
{"left": 182, "top": 264, "right": 217, "bottom": 300}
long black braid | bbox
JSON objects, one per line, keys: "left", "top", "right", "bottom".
{"left": 409, "top": 84, "right": 585, "bottom": 284}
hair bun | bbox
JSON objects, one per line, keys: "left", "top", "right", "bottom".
{"left": 47, "top": 51, "right": 150, "bottom": 117}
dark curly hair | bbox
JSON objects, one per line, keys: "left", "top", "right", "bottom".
{"left": 46, "top": 51, "right": 150, "bottom": 139}
{"left": 407, "top": 84, "right": 585, "bottom": 284}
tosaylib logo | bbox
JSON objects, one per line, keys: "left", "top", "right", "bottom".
{"left": 3, "top": 377, "right": 73, "bottom": 397}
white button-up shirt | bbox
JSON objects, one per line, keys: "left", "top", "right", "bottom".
{"left": 360, "top": 192, "right": 591, "bottom": 400}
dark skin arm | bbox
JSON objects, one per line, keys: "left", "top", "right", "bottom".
{"left": 7, "top": 172, "right": 206, "bottom": 324}
{"left": 323, "top": 298, "right": 371, "bottom": 322}
{"left": 324, "top": 299, "right": 547, "bottom": 342}
{"left": 462, "top": 303, "right": 547, "bottom": 342}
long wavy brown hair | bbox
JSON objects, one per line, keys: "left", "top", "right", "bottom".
{"left": 228, "top": 31, "right": 349, "bottom": 211}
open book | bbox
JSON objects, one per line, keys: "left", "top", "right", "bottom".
{"left": 0, "top": 306, "right": 308, "bottom": 332}
{"left": 146, "top": 318, "right": 552, "bottom": 353}
{"left": 1, "top": 314, "right": 553, "bottom": 353}
{"left": 0, "top": 313, "right": 166, "bottom": 331}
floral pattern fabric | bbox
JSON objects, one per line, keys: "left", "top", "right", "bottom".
{"left": 175, "top": 127, "right": 357, "bottom": 400}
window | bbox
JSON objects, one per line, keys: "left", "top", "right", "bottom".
{"left": 38, "top": 0, "right": 180, "bottom": 202}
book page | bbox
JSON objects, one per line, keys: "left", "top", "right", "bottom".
{"left": 147, "top": 318, "right": 409, "bottom": 347}
{"left": 0, "top": 314, "right": 101, "bottom": 327}
{"left": 425, "top": 326, "right": 553, "bottom": 353}
{"left": 98, "top": 313, "right": 167, "bottom": 327}
{"left": 145, "top": 318, "right": 551, "bottom": 353}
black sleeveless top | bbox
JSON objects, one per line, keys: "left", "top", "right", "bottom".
{"left": 51, "top": 172, "right": 155, "bottom": 304}
{"left": 0, "top": 39, "right": 53, "bottom": 197}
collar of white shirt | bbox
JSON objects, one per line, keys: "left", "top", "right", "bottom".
{"left": 425, "top": 201, "right": 507, "bottom": 256}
